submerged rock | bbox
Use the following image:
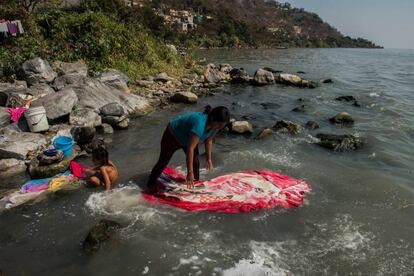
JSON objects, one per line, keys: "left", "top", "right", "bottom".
{"left": 83, "top": 220, "right": 122, "bottom": 253}
{"left": 0, "top": 158, "right": 27, "bottom": 187}
{"left": 255, "top": 128, "right": 273, "bottom": 139}
{"left": 17, "top": 58, "right": 57, "bottom": 85}
{"left": 273, "top": 120, "right": 302, "bottom": 135}
{"left": 292, "top": 105, "right": 307, "bottom": 113}
{"left": 321, "top": 78, "right": 333, "bottom": 84}
{"left": 305, "top": 121, "right": 320, "bottom": 130}
{"left": 0, "top": 132, "right": 47, "bottom": 160}
{"left": 231, "top": 121, "right": 253, "bottom": 134}
{"left": 31, "top": 87, "right": 78, "bottom": 120}
{"left": 335, "top": 96, "right": 361, "bottom": 107}
{"left": 329, "top": 112, "right": 355, "bottom": 125}
{"left": 316, "top": 133, "right": 366, "bottom": 152}
{"left": 97, "top": 123, "right": 114, "bottom": 134}
{"left": 276, "top": 73, "right": 318, "bottom": 88}
{"left": 170, "top": 91, "right": 198, "bottom": 104}
{"left": 254, "top": 69, "right": 275, "bottom": 85}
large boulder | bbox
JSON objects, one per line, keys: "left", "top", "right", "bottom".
{"left": 204, "top": 64, "right": 222, "bottom": 83}
{"left": 276, "top": 73, "right": 318, "bottom": 88}
{"left": 29, "top": 155, "right": 74, "bottom": 179}
{"left": 0, "top": 84, "right": 33, "bottom": 107}
{"left": 219, "top": 64, "right": 232, "bottom": 80}
{"left": 17, "top": 58, "right": 57, "bottom": 85}
{"left": 154, "top": 72, "right": 171, "bottom": 83}
{"left": 100, "top": 103, "right": 125, "bottom": 117}
{"left": 71, "top": 126, "right": 96, "bottom": 147}
{"left": 170, "top": 91, "right": 198, "bottom": 104}
{"left": 83, "top": 219, "right": 122, "bottom": 253}
{"left": 69, "top": 108, "right": 102, "bottom": 128}
{"left": 52, "top": 74, "right": 88, "bottom": 91}
{"left": 231, "top": 121, "right": 253, "bottom": 134}
{"left": 52, "top": 60, "right": 88, "bottom": 77}
{"left": 329, "top": 112, "right": 355, "bottom": 125}
{"left": 31, "top": 87, "right": 78, "bottom": 120}
{"left": 316, "top": 133, "right": 366, "bottom": 152}
{"left": 28, "top": 83, "right": 55, "bottom": 97}
{"left": 254, "top": 69, "right": 275, "bottom": 85}
{"left": 229, "top": 68, "right": 250, "bottom": 83}
{"left": 0, "top": 132, "right": 47, "bottom": 159}
{"left": 0, "top": 159, "right": 27, "bottom": 187}
{"left": 71, "top": 78, "right": 153, "bottom": 116}
{"left": 95, "top": 69, "right": 129, "bottom": 93}
{"left": 273, "top": 120, "right": 302, "bottom": 135}
{"left": 102, "top": 114, "right": 128, "bottom": 126}
{"left": 0, "top": 108, "right": 11, "bottom": 127}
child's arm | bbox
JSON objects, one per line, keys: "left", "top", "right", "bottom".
{"left": 100, "top": 167, "right": 112, "bottom": 190}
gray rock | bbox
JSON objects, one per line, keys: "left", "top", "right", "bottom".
{"left": 0, "top": 159, "right": 27, "bottom": 187}
{"left": 96, "top": 69, "right": 129, "bottom": 93}
{"left": 219, "top": 64, "right": 232, "bottom": 80}
{"left": 52, "top": 74, "right": 88, "bottom": 91}
{"left": 71, "top": 78, "right": 153, "bottom": 116}
{"left": 154, "top": 73, "right": 171, "bottom": 83}
{"left": 0, "top": 132, "right": 47, "bottom": 159}
{"left": 52, "top": 60, "right": 88, "bottom": 77}
{"left": 254, "top": 69, "right": 275, "bottom": 85}
{"left": 0, "top": 84, "right": 33, "bottom": 107}
{"left": 204, "top": 64, "right": 222, "bottom": 83}
{"left": 255, "top": 128, "right": 273, "bottom": 139}
{"left": 99, "top": 103, "right": 125, "bottom": 117}
{"left": 17, "top": 58, "right": 57, "bottom": 85}
{"left": 69, "top": 108, "right": 102, "bottom": 128}
{"left": 229, "top": 68, "right": 250, "bottom": 83}
{"left": 0, "top": 124, "right": 21, "bottom": 135}
{"left": 71, "top": 126, "right": 96, "bottom": 147}
{"left": 292, "top": 105, "right": 307, "bottom": 113}
{"left": 184, "top": 73, "right": 198, "bottom": 81}
{"left": 97, "top": 123, "right": 114, "bottom": 134}
{"left": 273, "top": 120, "right": 302, "bottom": 135}
{"left": 306, "top": 121, "right": 320, "bottom": 130}
{"left": 0, "top": 108, "right": 11, "bottom": 127}
{"left": 31, "top": 87, "right": 78, "bottom": 120}
{"left": 276, "top": 73, "right": 318, "bottom": 88}
{"left": 115, "top": 118, "right": 129, "bottom": 129}
{"left": 13, "top": 80, "right": 27, "bottom": 88}
{"left": 137, "top": 80, "right": 155, "bottom": 87}
{"left": 329, "top": 112, "right": 355, "bottom": 125}
{"left": 102, "top": 115, "right": 127, "bottom": 126}
{"left": 231, "top": 121, "right": 253, "bottom": 134}
{"left": 28, "top": 83, "right": 55, "bottom": 97}
{"left": 316, "top": 133, "right": 366, "bottom": 152}
{"left": 170, "top": 92, "right": 198, "bottom": 104}
{"left": 83, "top": 219, "right": 122, "bottom": 253}
{"left": 321, "top": 78, "right": 333, "bottom": 84}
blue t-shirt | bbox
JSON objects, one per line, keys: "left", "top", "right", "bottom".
{"left": 169, "top": 112, "right": 215, "bottom": 146}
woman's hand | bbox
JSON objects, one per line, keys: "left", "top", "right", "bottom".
{"left": 186, "top": 171, "right": 195, "bottom": 189}
{"left": 207, "top": 159, "right": 214, "bottom": 171}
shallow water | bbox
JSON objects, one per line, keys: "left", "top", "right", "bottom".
{"left": 1, "top": 48, "right": 414, "bottom": 275}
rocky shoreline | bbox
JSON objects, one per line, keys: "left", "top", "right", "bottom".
{"left": 0, "top": 57, "right": 365, "bottom": 191}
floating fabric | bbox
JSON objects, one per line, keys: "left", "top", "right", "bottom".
{"left": 144, "top": 167, "right": 312, "bottom": 213}
{"left": 7, "top": 107, "right": 27, "bottom": 124}
{"left": 70, "top": 161, "right": 91, "bottom": 178}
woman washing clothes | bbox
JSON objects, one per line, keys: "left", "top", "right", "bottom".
{"left": 147, "top": 105, "right": 230, "bottom": 191}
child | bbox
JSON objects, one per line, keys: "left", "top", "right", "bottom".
{"left": 86, "top": 147, "right": 118, "bottom": 190}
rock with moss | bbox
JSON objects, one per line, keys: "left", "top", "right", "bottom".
{"left": 329, "top": 112, "right": 354, "bottom": 125}
{"left": 273, "top": 120, "right": 302, "bottom": 135}
{"left": 316, "top": 133, "right": 366, "bottom": 152}
{"left": 255, "top": 128, "right": 273, "bottom": 139}
{"left": 83, "top": 220, "right": 123, "bottom": 253}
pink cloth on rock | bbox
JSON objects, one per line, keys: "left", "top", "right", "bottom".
{"left": 144, "top": 167, "right": 312, "bottom": 213}
{"left": 69, "top": 161, "right": 91, "bottom": 178}
{"left": 7, "top": 107, "right": 27, "bottom": 124}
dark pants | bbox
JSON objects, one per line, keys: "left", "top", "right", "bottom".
{"left": 147, "top": 127, "right": 200, "bottom": 187}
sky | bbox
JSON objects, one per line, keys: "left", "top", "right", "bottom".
{"left": 286, "top": 0, "right": 414, "bottom": 49}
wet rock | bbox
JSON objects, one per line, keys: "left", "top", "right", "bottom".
{"left": 297, "top": 71, "right": 306, "bottom": 74}
{"left": 292, "top": 105, "right": 307, "bottom": 113}
{"left": 276, "top": 73, "right": 318, "bottom": 88}
{"left": 0, "top": 132, "right": 47, "bottom": 159}
{"left": 71, "top": 78, "right": 153, "bottom": 116}
{"left": 316, "top": 133, "right": 366, "bottom": 152}
{"left": 52, "top": 60, "right": 88, "bottom": 77}
{"left": 100, "top": 103, "right": 125, "bottom": 117}
{"left": 96, "top": 69, "right": 129, "bottom": 93}
{"left": 255, "top": 128, "right": 273, "bottom": 140}
{"left": 263, "top": 67, "right": 283, "bottom": 74}
{"left": 335, "top": 96, "right": 356, "bottom": 102}
{"left": 301, "top": 80, "right": 319, "bottom": 89}
{"left": 321, "top": 78, "right": 333, "bottom": 84}
{"left": 254, "top": 69, "right": 275, "bottom": 85}
{"left": 29, "top": 155, "right": 74, "bottom": 179}
{"left": 31, "top": 87, "right": 78, "bottom": 120}
{"left": 329, "top": 112, "right": 355, "bottom": 125}
{"left": 204, "top": 64, "right": 222, "bottom": 83}
{"left": 102, "top": 115, "right": 127, "bottom": 126}
{"left": 0, "top": 108, "right": 11, "bottom": 127}
{"left": 17, "top": 58, "right": 57, "bottom": 85}
{"left": 306, "top": 121, "right": 320, "bottom": 129}
{"left": 97, "top": 123, "right": 114, "bottom": 134}
{"left": 71, "top": 126, "right": 96, "bottom": 147}
{"left": 154, "top": 73, "right": 171, "bottom": 83}
{"left": 115, "top": 118, "right": 129, "bottom": 129}
{"left": 29, "top": 83, "right": 55, "bottom": 97}
{"left": 83, "top": 219, "right": 122, "bottom": 253}
{"left": 38, "top": 150, "right": 64, "bottom": 166}
{"left": 170, "top": 92, "right": 198, "bottom": 104}
{"left": 69, "top": 108, "right": 102, "bottom": 128}
{"left": 229, "top": 68, "right": 250, "bottom": 83}
{"left": 231, "top": 121, "right": 253, "bottom": 134}
{"left": 219, "top": 64, "right": 232, "bottom": 80}
{"left": 0, "top": 159, "right": 27, "bottom": 187}
{"left": 273, "top": 120, "right": 302, "bottom": 135}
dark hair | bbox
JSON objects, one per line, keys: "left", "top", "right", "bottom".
{"left": 204, "top": 105, "right": 230, "bottom": 123}
{"left": 92, "top": 146, "right": 109, "bottom": 166}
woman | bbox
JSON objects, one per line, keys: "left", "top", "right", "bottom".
{"left": 148, "top": 105, "right": 230, "bottom": 190}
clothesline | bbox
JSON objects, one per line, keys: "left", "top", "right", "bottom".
{"left": 0, "top": 19, "right": 24, "bottom": 37}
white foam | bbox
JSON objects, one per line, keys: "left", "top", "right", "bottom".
{"left": 225, "top": 148, "right": 300, "bottom": 168}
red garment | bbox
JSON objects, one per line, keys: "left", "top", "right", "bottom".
{"left": 69, "top": 161, "right": 91, "bottom": 178}
{"left": 144, "top": 167, "right": 311, "bottom": 213}
{"left": 7, "top": 107, "right": 27, "bottom": 124}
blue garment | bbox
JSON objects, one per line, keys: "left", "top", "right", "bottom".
{"left": 169, "top": 112, "right": 215, "bottom": 146}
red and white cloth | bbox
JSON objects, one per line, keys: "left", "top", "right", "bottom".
{"left": 144, "top": 167, "right": 311, "bottom": 213}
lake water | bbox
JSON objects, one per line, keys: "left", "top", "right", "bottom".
{"left": 1, "top": 48, "right": 413, "bottom": 275}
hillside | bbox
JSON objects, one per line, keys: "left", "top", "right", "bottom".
{"left": 149, "top": 0, "right": 382, "bottom": 48}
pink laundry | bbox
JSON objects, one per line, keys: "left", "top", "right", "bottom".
{"left": 7, "top": 107, "right": 27, "bottom": 124}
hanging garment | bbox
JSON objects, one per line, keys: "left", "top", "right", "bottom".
{"left": 144, "top": 167, "right": 312, "bottom": 213}
{"left": 7, "top": 107, "right": 27, "bottom": 124}
{"left": 0, "top": 22, "right": 8, "bottom": 35}
{"left": 12, "top": 20, "right": 24, "bottom": 34}
{"left": 7, "top": 22, "right": 18, "bottom": 36}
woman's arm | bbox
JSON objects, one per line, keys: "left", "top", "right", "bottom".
{"left": 205, "top": 137, "right": 214, "bottom": 170}
{"left": 100, "top": 167, "right": 112, "bottom": 190}
{"left": 186, "top": 133, "right": 200, "bottom": 188}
